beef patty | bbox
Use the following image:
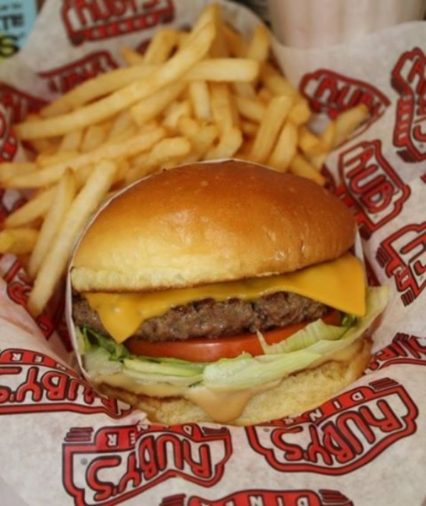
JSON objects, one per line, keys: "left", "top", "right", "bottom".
{"left": 73, "top": 291, "right": 329, "bottom": 342}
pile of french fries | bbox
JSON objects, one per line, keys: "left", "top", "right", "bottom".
{"left": 0, "top": 4, "right": 369, "bottom": 316}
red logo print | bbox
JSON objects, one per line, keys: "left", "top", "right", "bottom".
{"left": 368, "top": 333, "right": 426, "bottom": 371}
{"left": 336, "top": 140, "right": 410, "bottom": 238}
{"left": 159, "top": 489, "right": 354, "bottom": 506}
{"left": 63, "top": 423, "right": 232, "bottom": 506}
{"left": 391, "top": 47, "right": 426, "bottom": 162}
{"left": 39, "top": 51, "right": 118, "bottom": 95}
{"left": 376, "top": 222, "right": 426, "bottom": 305}
{"left": 2, "top": 257, "right": 55, "bottom": 338}
{"left": 0, "top": 83, "right": 46, "bottom": 162}
{"left": 62, "top": 0, "right": 175, "bottom": 46}
{"left": 364, "top": 258, "right": 381, "bottom": 287}
{"left": 300, "top": 69, "right": 390, "bottom": 133}
{"left": 0, "top": 106, "right": 17, "bottom": 162}
{"left": 0, "top": 348, "right": 129, "bottom": 417}
{"left": 0, "top": 82, "right": 47, "bottom": 123}
{"left": 245, "top": 378, "right": 417, "bottom": 475}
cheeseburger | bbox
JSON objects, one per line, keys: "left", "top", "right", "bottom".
{"left": 67, "top": 160, "right": 387, "bottom": 425}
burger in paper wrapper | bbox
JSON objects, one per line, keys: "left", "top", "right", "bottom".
{"left": 67, "top": 160, "right": 388, "bottom": 425}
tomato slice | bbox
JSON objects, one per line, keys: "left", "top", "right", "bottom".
{"left": 125, "top": 311, "right": 341, "bottom": 362}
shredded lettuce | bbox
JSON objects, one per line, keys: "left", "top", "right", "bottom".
{"left": 82, "top": 326, "right": 129, "bottom": 360}
{"left": 82, "top": 286, "right": 388, "bottom": 391}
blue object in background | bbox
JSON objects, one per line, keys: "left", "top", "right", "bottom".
{"left": 0, "top": 0, "right": 37, "bottom": 58}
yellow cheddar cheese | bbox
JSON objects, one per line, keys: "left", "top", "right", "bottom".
{"left": 85, "top": 253, "right": 366, "bottom": 343}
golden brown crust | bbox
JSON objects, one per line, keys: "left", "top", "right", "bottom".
{"left": 98, "top": 339, "right": 371, "bottom": 426}
{"left": 71, "top": 160, "right": 355, "bottom": 292}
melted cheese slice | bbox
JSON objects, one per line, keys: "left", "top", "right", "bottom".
{"left": 85, "top": 253, "right": 366, "bottom": 343}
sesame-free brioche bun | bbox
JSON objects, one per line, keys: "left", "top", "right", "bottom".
{"left": 71, "top": 160, "right": 355, "bottom": 292}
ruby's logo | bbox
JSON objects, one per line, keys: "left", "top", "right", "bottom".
{"left": 39, "top": 51, "right": 118, "bottom": 95}
{"left": 159, "top": 489, "right": 354, "bottom": 506}
{"left": 336, "top": 140, "right": 410, "bottom": 238}
{"left": 300, "top": 69, "right": 390, "bottom": 137}
{"left": 63, "top": 423, "right": 232, "bottom": 506}
{"left": 62, "top": 0, "right": 175, "bottom": 46}
{"left": 391, "top": 47, "right": 426, "bottom": 162}
{"left": 0, "top": 348, "right": 129, "bottom": 417}
{"left": 245, "top": 378, "right": 417, "bottom": 475}
{"left": 376, "top": 223, "right": 426, "bottom": 306}
{"left": 368, "top": 333, "right": 426, "bottom": 371}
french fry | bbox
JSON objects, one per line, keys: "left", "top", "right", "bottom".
{"left": 232, "top": 82, "right": 256, "bottom": 99}
{"left": 4, "top": 188, "right": 55, "bottom": 228}
{"left": 107, "top": 110, "right": 134, "bottom": 140}
{"left": 186, "top": 4, "right": 217, "bottom": 42}
{"left": 235, "top": 95, "right": 266, "bottom": 122}
{"left": 114, "top": 158, "right": 131, "bottom": 185}
{"left": 42, "top": 65, "right": 157, "bottom": 115}
{"left": 261, "top": 63, "right": 298, "bottom": 98}
{"left": 0, "top": 228, "right": 38, "bottom": 255}
{"left": 177, "top": 31, "right": 190, "bottom": 49}
{"left": 210, "top": 3, "right": 229, "bottom": 58}
{"left": 188, "top": 81, "right": 211, "bottom": 121}
{"left": 28, "top": 170, "right": 77, "bottom": 278}
{"left": 249, "top": 95, "right": 293, "bottom": 163}
{"left": 28, "top": 159, "right": 118, "bottom": 315}
{"left": 186, "top": 58, "right": 259, "bottom": 82}
{"left": 210, "top": 83, "right": 234, "bottom": 135}
{"left": 205, "top": 126, "right": 242, "bottom": 159}
{"left": 332, "top": 104, "right": 369, "bottom": 147}
{"left": 310, "top": 152, "right": 328, "bottom": 170}
{"left": 290, "top": 154, "right": 326, "bottom": 186}
{"left": 223, "top": 25, "right": 248, "bottom": 57}
{"left": 120, "top": 46, "right": 145, "bottom": 66}
{"left": 37, "top": 150, "right": 78, "bottom": 167}
{"left": 40, "top": 57, "right": 257, "bottom": 121}
{"left": 299, "top": 122, "right": 339, "bottom": 158}
{"left": 246, "top": 24, "right": 270, "bottom": 62}
{"left": 16, "top": 21, "right": 216, "bottom": 139}
{"left": 288, "top": 97, "right": 311, "bottom": 126}
{"left": 268, "top": 121, "right": 298, "bottom": 171}
{"left": 162, "top": 100, "right": 192, "bottom": 130}
{"left": 126, "top": 137, "right": 191, "bottom": 183}
{"left": 0, "top": 162, "right": 37, "bottom": 182}
{"left": 177, "top": 118, "right": 219, "bottom": 158}
{"left": 298, "top": 126, "right": 326, "bottom": 157}
{"left": 131, "top": 82, "right": 186, "bottom": 127}
{"left": 177, "top": 116, "right": 200, "bottom": 138}
{"left": 6, "top": 127, "right": 166, "bottom": 188}
{"left": 144, "top": 28, "right": 178, "bottom": 64}
{"left": 58, "top": 129, "right": 83, "bottom": 152}
{"left": 320, "top": 121, "right": 336, "bottom": 149}
{"left": 189, "top": 124, "right": 219, "bottom": 159}
{"left": 81, "top": 124, "right": 108, "bottom": 152}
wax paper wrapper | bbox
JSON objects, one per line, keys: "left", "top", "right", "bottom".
{"left": 0, "top": 1, "right": 425, "bottom": 505}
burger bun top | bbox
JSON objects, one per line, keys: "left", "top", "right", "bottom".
{"left": 71, "top": 160, "right": 355, "bottom": 292}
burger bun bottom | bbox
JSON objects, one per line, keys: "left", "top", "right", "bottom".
{"left": 97, "top": 339, "right": 371, "bottom": 426}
